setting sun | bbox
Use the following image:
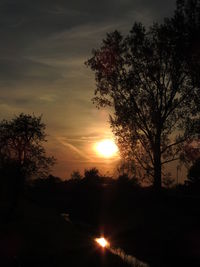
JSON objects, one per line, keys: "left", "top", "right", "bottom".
{"left": 95, "top": 139, "right": 118, "bottom": 158}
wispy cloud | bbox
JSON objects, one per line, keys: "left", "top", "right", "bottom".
{"left": 0, "top": 0, "right": 176, "bottom": 177}
{"left": 57, "top": 137, "right": 92, "bottom": 161}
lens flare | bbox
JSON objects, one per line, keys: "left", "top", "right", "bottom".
{"left": 95, "top": 237, "right": 110, "bottom": 248}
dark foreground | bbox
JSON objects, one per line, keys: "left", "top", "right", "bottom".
{"left": 0, "top": 198, "right": 131, "bottom": 267}
{"left": 0, "top": 180, "right": 200, "bottom": 267}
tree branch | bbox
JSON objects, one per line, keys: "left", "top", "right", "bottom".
{"left": 161, "top": 138, "right": 187, "bottom": 154}
{"left": 161, "top": 157, "right": 179, "bottom": 165}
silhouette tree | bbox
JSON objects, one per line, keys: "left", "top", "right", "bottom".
{"left": 186, "top": 158, "right": 200, "bottom": 187}
{"left": 180, "top": 136, "right": 200, "bottom": 168}
{"left": 0, "top": 113, "right": 55, "bottom": 178}
{"left": 84, "top": 167, "right": 100, "bottom": 184}
{"left": 70, "top": 170, "right": 83, "bottom": 181}
{"left": 0, "top": 113, "right": 55, "bottom": 216}
{"left": 86, "top": 6, "right": 200, "bottom": 191}
{"left": 116, "top": 159, "right": 135, "bottom": 178}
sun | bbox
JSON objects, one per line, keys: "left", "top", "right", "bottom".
{"left": 95, "top": 139, "right": 118, "bottom": 158}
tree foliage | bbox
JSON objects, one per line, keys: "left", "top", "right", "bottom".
{"left": 84, "top": 167, "right": 100, "bottom": 181}
{"left": 70, "top": 170, "right": 83, "bottom": 180}
{"left": 0, "top": 113, "right": 55, "bottom": 180}
{"left": 86, "top": 1, "right": 200, "bottom": 190}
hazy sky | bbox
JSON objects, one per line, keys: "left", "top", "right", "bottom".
{"left": 0, "top": 0, "right": 177, "bottom": 178}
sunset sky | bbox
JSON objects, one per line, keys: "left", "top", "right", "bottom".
{"left": 0, "top": 0, "right": 177, "bottom": 178}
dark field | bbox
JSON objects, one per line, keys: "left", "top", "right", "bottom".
{"left": 1, "top": 178, "right": 200, "bottom": 267}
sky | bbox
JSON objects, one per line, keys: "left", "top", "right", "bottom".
{"left": 0, "top": 0, "right": 177, "bottom": 179}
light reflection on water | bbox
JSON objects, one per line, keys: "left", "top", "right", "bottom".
{"left": 109, "top": 247, "right": 150, "bottom": 267}
{"left": 62, "top": 215, "right": 149, "bottom": 267}
{"left": 94, "top": 237, "right": 149, "bottom": 267}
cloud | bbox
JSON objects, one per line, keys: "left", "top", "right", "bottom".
{"left": 56, "top": 136, "right": 92, "bottom": 161}
{"left": 0, "top": 0, "right": 177, "bottom": 177}
{"left": 0, "top": 58, "right": 62, "bottom": 85}
{"left": 0, "top": 0, "right": 176, "bottom": 53}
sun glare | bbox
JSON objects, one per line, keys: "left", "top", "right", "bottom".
{"left": 95, "top": 237, "right": 110, "bottom": 248}
{"left": 95, "top": 139, "right": 118, "bottom": 158}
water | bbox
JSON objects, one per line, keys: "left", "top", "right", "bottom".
{"left": 109, "top": 247, "right": 149, "bottom": 267}
{"left": 94, "top": 237, "right": 149, "bottom": 267}
{"left": 62, "top": 215, "right": 150, "bottom": 267}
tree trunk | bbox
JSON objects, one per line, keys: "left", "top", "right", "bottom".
{"left": 6, "top": 165, "right": 24, "bottom": 222}
{"left": 153, "top": 134, "right": 162, "bottom": 192}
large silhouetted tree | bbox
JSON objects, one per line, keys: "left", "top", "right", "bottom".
{"left": 0, "top": 113, "right": 55, "bottom": 216}
{"left": 86, "top": 1, "right": 200, "bottom": 191}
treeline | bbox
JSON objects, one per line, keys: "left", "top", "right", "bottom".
{"left": 25, "top": 163, "right": 199, "bottom": 228}
{"left": 26, "top": 168, "right": 141, "bottom": 226}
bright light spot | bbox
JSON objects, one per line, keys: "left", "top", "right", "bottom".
{"left": 95, "top": 237, "right": 110, "bottom": 248}
{"left": 95, "top": 139, "right": 118, "bottom": 158}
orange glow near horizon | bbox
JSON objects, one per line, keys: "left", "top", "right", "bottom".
{"left": 95, "top": 139, "right": 118, "bottom": 158}
{"left": 95, "top": 237, "right": 110, "bottom": 248}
